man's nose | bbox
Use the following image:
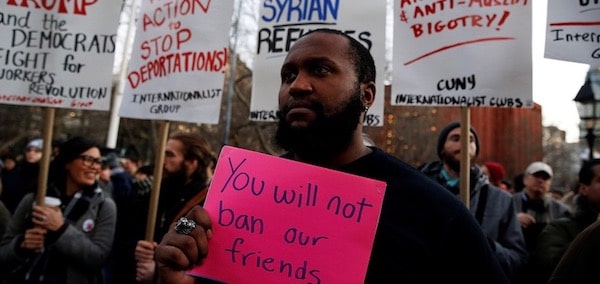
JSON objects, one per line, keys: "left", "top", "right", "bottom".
{"left": 289, "top": 72, "right": 313, "bottom": 96}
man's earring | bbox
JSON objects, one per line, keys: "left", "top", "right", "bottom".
{"left": 363, "top": 105, "right": 369, "bottom": 112}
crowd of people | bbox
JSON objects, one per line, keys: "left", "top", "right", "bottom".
{"left": 0, "top": 29, "right": 597, "bottom": 283}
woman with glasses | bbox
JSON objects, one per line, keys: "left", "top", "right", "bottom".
{"left": 0, "top": 136, "right": 117, "bottom": 284}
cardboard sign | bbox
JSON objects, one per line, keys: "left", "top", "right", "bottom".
{"left": 1, "top": 1, "right": 120, "bottom": 110}
{"left": 119, "top": 0, "right": 234, "bottom": 124}
{"left": 249, "top": 0, "right": 387, "bottom": 127}
{"left": 545, "top": 0, "right": 600, "bottom": 67}
{"left": 392, "top": 0, "right": 533, "bottom": 108}
{"left": 189, "top": 146, "right": 387, "bottom": 283}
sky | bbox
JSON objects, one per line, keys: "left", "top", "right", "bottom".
{"left": 531, "top": 1, "right": 590, "bottom": 143}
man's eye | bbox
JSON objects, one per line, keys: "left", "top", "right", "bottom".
{"left": 313, "top": 65, "right": 330, "bottom": 75}
{"left": 281, "top": 71, "right": 296, "bottom": 83}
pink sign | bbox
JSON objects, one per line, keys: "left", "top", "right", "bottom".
{"left": 189, "top": 146, "right": 387, "bottom": 283}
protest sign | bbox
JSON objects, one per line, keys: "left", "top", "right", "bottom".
{"left": 249, "top": 0, "right": 387, "bottom": 127}
{"left": 1, "top": 0, "right": 120, "bottom": 110}
{"left": 392, "top": 0, "right": 532, "bottom": 108}
{"left": 545, "top": 0, "right": 600, "bottom": 67}
{"left": 190, "top": 146, "right": 386, "bottom": 283}
{"left": 119, "top": 0, "right": 234, "bottom": 124}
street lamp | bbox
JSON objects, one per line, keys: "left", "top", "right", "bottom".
{"left": 574, "top": 68, "right": 600, "bottom": 160}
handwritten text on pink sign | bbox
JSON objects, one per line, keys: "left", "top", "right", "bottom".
{"left": 190, "top": 146, "right": 387, "bottom": 283}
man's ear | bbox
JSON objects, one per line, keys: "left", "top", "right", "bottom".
{"left": 578, "top": 183, "right": 589, "bottom": 196}
{"left": 362, "top": 81, "right": 376, "bottom": 108}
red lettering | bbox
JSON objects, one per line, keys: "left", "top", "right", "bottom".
{"left": 6, "top": 0, "right": 99, "bottom": 15}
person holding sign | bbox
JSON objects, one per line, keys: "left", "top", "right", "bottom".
{"left": 134, "top": 133, "right": 217, "bottom": 283}
{"left": 154, "top": 28, "right": 507, "bottom": 283}
{"left": 0, "top": 136, "right": 117, "bottom": 284}
{"left": 419, "top": 122, "right": 528, "bottom": 282}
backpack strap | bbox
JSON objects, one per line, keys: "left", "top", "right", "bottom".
{"left": 475, "top": 184, "right": 489, "bottom": 225}
{"left": 173, "top": 188, "right": 208, "bottom": 222}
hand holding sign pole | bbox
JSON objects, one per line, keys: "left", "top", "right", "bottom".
{"left": 144, "top": 120, "right": 170, "bottom": 241}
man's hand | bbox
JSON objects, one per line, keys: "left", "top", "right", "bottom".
{"left": 20, "top": 227, "right": 47, "bottom": 252}
{"left": 135, "top": 257, "right": 156, "bottom": 283}
{"left": 155, "top": 205, "right": 213, "bottom": 284}
{"left": 135, "top": 240, "right": 158, "bottom": 282}
{"left": 517, "top": 212, "right": 536, "bottom": 228}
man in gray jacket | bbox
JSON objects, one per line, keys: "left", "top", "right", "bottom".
{"left": 420, "top": 121, "right": 528, "bottom": 283}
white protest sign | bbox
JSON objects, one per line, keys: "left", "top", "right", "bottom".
{"left": 392, "top": 0, "right": 532, "bottom": 108}
{"left": 119, "top": 0, "right": 234, "bottom": 124}
{"left": 1, "top": 1, "right": 120, "bottom": 110}
{"left": 250, "top": 0, "right": 387, "bottom": 127}
{"left": 545, "top": 0, "right": 600, "bottom": 67}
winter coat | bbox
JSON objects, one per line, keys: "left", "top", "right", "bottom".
{"left": 0, "top": 187, "right": 117, "bottom": 284}
{"left": 420, "top": 161, "right": 528, "bottom": 282}
{"left": 530, "top": 195, "right": 599, "bottom": 283}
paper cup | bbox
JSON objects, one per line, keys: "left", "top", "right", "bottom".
{"left": 44, "top": 196, "right": 61, "bottom": 208}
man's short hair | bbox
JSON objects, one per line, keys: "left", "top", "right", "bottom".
{"left": 302, "top": 28, "right": 376, "bottom": 84}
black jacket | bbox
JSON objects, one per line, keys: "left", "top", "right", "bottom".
{"left": 285, "top": 147, "right": 509, "bottom": 283}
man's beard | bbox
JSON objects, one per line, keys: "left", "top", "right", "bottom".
{"left": 275, "top": 88, "right": 364, "bottom": 165}
{"left": 163, "top": 165, "right": 188, "bottom": 188}
{"left": 441, "top": 150, "right": 461, "bottom": 173}
{"left": 441, "top": 150, "right": 476, "bottom": 173}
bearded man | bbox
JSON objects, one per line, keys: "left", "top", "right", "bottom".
{"left": 134, "top": 132, "right": 217, "bottom": 283}
{"left": 153, "top": 29, "right": 508, "bottom": 284}
{"left": 419, "top": 121, "right": 528, "bottom": 282}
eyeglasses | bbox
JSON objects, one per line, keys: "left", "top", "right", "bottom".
{"left": 78, "top": 155, "right": 103, "bottom": 167}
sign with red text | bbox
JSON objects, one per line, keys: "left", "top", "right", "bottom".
{"left": 249, "top": 0, "right": 387, "bottom": 127}
{"left": 189, "top": 146, "right": 386, "bottom": 283}
{"left": 545, "top": 0, "right": 600, "bottom": 67}
{"left": 1, "top": 0, "right": 120, "bottom": 110}
{"left": 119, "top": 0, "right": 233, "bottom": 124}
{"left": 392, "top": 0, "right": 532, "bottom": 108}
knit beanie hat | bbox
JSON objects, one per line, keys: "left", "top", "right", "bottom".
{"left": 26, "top": 138, "right": 43, "bottom": 150}
{"left": 437, "top": 121, "right": 480, "bottom": 159}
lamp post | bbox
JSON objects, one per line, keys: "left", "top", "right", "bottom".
{"left": 575, "top": 68, "right": 600, "bottom": 161}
